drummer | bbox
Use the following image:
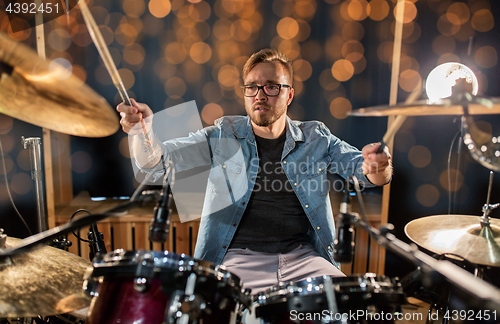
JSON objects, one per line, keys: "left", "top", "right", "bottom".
{"left": 117, "top": 48, "right": 392, "bottom": 294}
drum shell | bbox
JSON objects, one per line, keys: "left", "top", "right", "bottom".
{"left": 255, "top": 274, "right": 406, "bottom": 324}
{"left": 84, "top": 250, "right": 249, "bottom": 324}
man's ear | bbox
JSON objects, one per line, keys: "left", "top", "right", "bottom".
{"left": 287, "top": 87, "right": 295, "bottom": 106}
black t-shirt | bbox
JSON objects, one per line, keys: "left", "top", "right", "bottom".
{"left": 229, "top": 132, "right": 311, "bottom": 253}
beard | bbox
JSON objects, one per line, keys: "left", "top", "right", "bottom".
{"left": 247, "top": 102, "right": 287, "bottom": 127}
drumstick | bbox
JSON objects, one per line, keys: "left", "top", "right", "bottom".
{"left": 79, "top": 0, "right": 150, "bottom": 141}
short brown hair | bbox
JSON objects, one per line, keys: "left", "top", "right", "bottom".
{"left": 242, "top": 48, "right": 293, "bottom": 84}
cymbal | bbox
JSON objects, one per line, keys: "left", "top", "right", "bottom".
{"left": 350, "top": 98, "right": 500, "bottom": 116}
{"left": 405, "top": 215, "right": 500, "bottom": 267}
{"left": 0, "top": 32, "right": 119, "bottom": 137}
{"left": 0, "top": 236, "right": 91, "bottom": 317}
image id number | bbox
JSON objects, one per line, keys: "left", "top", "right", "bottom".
{"left": 444, "top": 310, "right": 497, "bottom": 321}
{"left": 5, "top": 2, "right": 59, "bottom": 14}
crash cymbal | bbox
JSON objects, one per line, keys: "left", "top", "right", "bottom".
{"left": 0, "top": 32, "right": 119, "bottom": 137}
{"left": 0, "top": 236, "right": 91, "bottom": 317}
{"left": 405, "top": 215, "right": 500, "bottom": 267}
{"left": 350, "top": 98, "right": 500, "bottom": 116}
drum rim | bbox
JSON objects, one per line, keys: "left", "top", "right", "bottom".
{"left": 89, "top": 249, "right": 242, "bottom": 286}
{"left": 256, "top": 274, "right": 402, "bottom": 304}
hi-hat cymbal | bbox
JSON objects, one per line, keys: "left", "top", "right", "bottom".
{"left": 405, "top": 215, "right": 500, "bottom": 267}
{"left": 350, "top": 98, "right": 500, "bottom": 117}
{"left": 0, "top": 236, "right": 91, "bottom": 317}
{"left": 0, "top": 32, "right": 119, "bottom": 137}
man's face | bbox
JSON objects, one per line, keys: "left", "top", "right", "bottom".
{"left": 243, "top": 62, "right": 294, "bottom": 127}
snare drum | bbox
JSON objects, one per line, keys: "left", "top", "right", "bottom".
{"left": 255, "top": 273, "right": 406, "bottom": 324}
{"left": 83, "top": 250, "right": 251, "bottom": 324}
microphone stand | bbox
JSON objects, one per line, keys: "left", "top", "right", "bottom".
{"left": 348, "top": 176, "right": 500, "bottom": 316}
{"left": 0, "top": 190, "right": 160, "bottom": 259}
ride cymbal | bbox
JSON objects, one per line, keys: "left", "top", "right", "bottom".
{"left": 0, "top": 32, "right": 119, "bottom": 137}
{"left": 0, "top": 236, "right": 91, "bottom": 317}
{"left": 350, "top": 98, "right": 500, "bottom": 117}
{"left": 405, "top": 215, "right": 500, "bottom": 267}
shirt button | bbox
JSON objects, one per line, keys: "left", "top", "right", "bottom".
{"left": 305, "top": 205, "right": 309, "bottom": 208}
{"left": 327, "top": 246, "right": 331, "bottom": 250}
{"left": 250, "top": 177, "right": 254, "bottom": 181}
{"left": 242, "top": 202, "right": 246, "bottom": 205}
{"left": 294, "top": 183, "right": 297, "bottom": 186}
{"left": 223, "top": 246, "right": 227, "bottom": 249}
{"left": 233, "top": 224, "right": 237, "bottom": 227}
{"left": 283, "top": 161, "right": 287, "bottom": 164}
{"left": 222, "top": 165, "right": 226, "bottom": 169}
{"left": 317, "top": 226, "right": 320, "bottom": 230}
{"left": 318, "top": 168, "right": 322, "bottom": 172}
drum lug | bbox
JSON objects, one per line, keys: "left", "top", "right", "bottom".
{"left": 83, "top": 268, "right": 101, "bottom": 298}
{"left": 134, "top": 277, "right": 150, "bottom": 293}
{"left": 166, "top": 290, "right": 207, "bottom": 324}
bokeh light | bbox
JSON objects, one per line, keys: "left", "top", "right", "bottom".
{"left": 342, "top": 21, "right": 365, "bottom": 41}
{"left": 415, "top": 184, "right": 440, "bottom": 207}
{"left": 123, "top": 0, "right": 146, "bottom": 18}
{"left": 475, "top": 46, "right": 498, "bottom": 69}
{"left": 217, "top": 65, "right": 240, "bottom": 90}
{"left": 292, "top": 59, "right": 313, "bottom": 82}
{"left": 203, "top": 82, "right": 224, "bottom": 103}
{"left": 399, "top": 69, "right": 421, "bottom": 92}
{"left": 164, "top": 77, "right": 187, "bottom": 99}
{"left": 331, "top": 59, "right": 354, "bottom": 82}
{"left": 348, "top": 0, "right": 368, "bottom": 21}
{"left": 190, "top": 41, "right": 212, "bottom": 64}
{"left": 0, "top": 116, "right": 14, "bottom": 135}
{"left": 471, "top": 9, "right": 494, "bottom": 32}
{"left": 367, "top": 0, "right": 390, "bottom": 21}
{"left": 48, "top": 29, "right": 72, "bottom": 51}
{"left": 10, "top": 173, "right": 32, "bottom": 195}
{"left": 149, "top": 0, "right": 172, "bottom": 18}
{"left": 277, "top": 17, "right": 299, "bottom": 40}
{"left": 446, "top": 2, "right": 470, "bottom": 26}
{"left": 394, "top": 1, "right": 417, "bottom": 24}
{"left": 329, "top": 97, "right": 352, "bottom": 119}
{"left": 165, "top": 42, "right": 187, "bottom": 64}
{"left": 16, "top": 150, "right": 30, "bottom": 171}
{"left": 118, "top": 68, "right": 135, "bottom": 89}
{"left": 437, "top": 14, "right": 461, "bottom": 36}
{"left": 408, "top": 145, "right": 432, "bottom": 168}
{"left": 201, "top": 103, "right": 224, "bottom": 125}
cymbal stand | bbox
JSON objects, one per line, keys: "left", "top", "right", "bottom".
{"left": 349, "top": 176, "right": 500, "bottom": 320}
{"left": 477, "top": 171, "right": 499, "bottom": 278}
{"left": 22, "top": 137, "right": 47, "bottom": 233}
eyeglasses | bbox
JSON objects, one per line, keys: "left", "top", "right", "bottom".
{"left": 241, "top": 83, "right": 291, "bottom": 97}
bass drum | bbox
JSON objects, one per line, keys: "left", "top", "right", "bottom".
{"left": 254, "top": 273, "right": 407, "bottom": 324}
{"left": 83, "top": 250, "right": 251, "bottom": 324}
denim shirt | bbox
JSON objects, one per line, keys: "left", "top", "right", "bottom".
{"left": 154, "top": 115, "right": 374, "bottom": 267}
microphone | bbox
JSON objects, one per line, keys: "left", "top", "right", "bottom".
{"left": 88, "top": 223, "right": 107, "bottom": 260}
{"left": 333, "top": 179, "right": 356, "bottom": 263}
{"left": 149, "top": 180, "right": 173, "bottom": 243}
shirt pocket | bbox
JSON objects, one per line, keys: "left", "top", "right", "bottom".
{"left": 208, "top": 149, "right": 244, "bottom": 193}
{"left": 302, "top": 154, "right": 331, "bottom": 196}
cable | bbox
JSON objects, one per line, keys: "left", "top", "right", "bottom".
{"left": 447, "top": 130, "right": 461, "bottom": 215}
{"left": 70, "top": 209, "right": 92, "bottom": 243}
{"left": 0, "top": 139, "right": 32, "bottom": 235}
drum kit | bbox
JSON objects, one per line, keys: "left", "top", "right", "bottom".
{"left": 2, "top": 4, "right": 500, "bottom": 323}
